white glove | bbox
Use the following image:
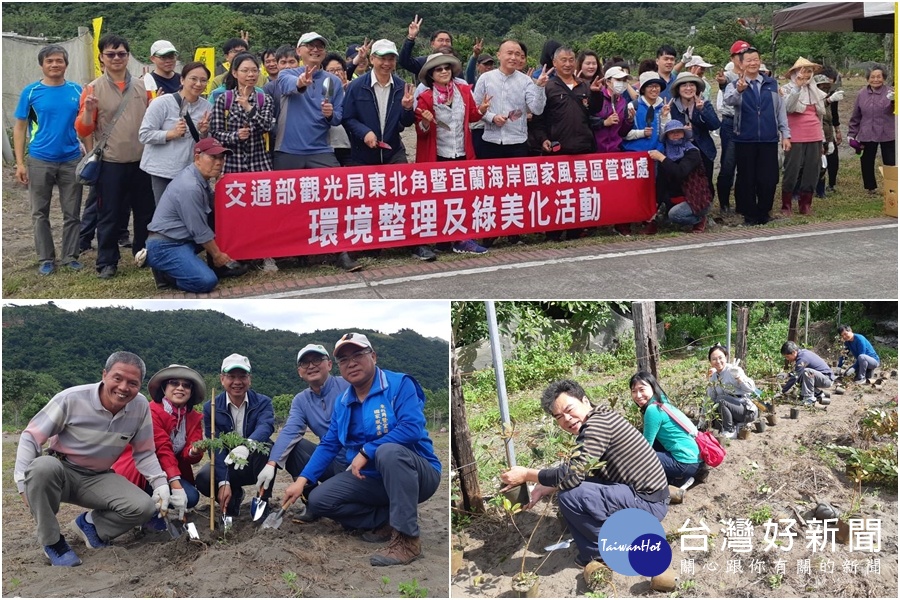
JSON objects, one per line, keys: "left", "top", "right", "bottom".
{"left": 151, "top": 485, "right": 171, "bottom": 517}
{"left": 681, "top": 46, "right": 694, "bottom": 63}
{"left": 168, "top": 487, "right": 188, "bottom": 520}
{"left": 888, "top": 90, "right": 895, "bottom": 101}
{"left": 224, "top": 444, "right": 250, "bottom": 470}
{"left": 728, "top": 366, "right": 744, "bottom": 380}
{"left": 827, "top": 90, "right": 844, "bottom": 103}
{"left": 255, "top": 463, "right": 276, "bottom": 490}
{"left": 827, "top": 142, "right": 835, "bottom": 155}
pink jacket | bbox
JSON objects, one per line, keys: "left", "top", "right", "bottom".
{"left": 848, "top": 86, "right": 895, "bottom": 143}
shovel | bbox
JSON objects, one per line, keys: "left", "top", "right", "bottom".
{"left": 251, "top": 487, "right": 267, "bottom": 522}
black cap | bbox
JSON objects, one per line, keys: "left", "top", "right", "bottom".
{"left": 477, "top": 54, "right": 495, "bottom": 65}
{"left": 346, "top": 43, "right": 361, "bottom": 59}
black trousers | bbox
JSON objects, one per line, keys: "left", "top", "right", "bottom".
{"left": 860, "top": 141, "right": 896, "bottom": 191}
{"left": 734, "top": 142, "right": 779, "bottom": 224}
{"left": 95, "top": 161, "right": 154, "bottom": 270}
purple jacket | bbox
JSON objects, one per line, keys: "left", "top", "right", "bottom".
{"left": 592, "top": 89, "right": 629, "bottom": 153}
{"left": 848, "top": 86, "right": 895, "bottom": 143}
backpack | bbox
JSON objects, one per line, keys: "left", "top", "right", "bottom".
{"left": 214, "top": 87, "right": 270, "bottom": 151}
{"left": 653, "top": 402, "right": 726, "bottom": 468}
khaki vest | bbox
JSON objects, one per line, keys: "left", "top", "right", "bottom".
{"left": 89, "top": 73, "right": 147, "bottom": 164}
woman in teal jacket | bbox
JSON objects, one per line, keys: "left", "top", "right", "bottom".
{"left": 630, "top": 371, "right": 702, "bottom": 486}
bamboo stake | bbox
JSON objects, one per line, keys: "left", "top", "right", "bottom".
{"left": 210, "top": 386, "right": 216, "bottom": 531}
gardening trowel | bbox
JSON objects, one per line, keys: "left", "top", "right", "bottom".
{"left": 251, "top": 487, "right": 267, "bottom": 522}
{"left": 166, "top": 518, "right": 183, "bottom": 539}
{"left": 262, "top": 506, "right": 285, "bottom": 530}
{"left": 544, "top": 537, "right": 575, "bottom": 552}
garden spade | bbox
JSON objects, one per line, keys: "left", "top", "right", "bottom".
{"left": 185, "top": 521, "right": 200, "bottom": 540}
{"left": 262, "top": 506, "right": 285, "bottom": 530}
{"left": 251, "top": 487, "right": 267, "bottom": 522}
{"left": 544, "top": 538, "right": 574, "bottom": 552}
{"left": 166, "top": 518, "right": 183, "bottom": 539}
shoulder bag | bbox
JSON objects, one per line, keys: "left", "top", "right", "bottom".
{"left": 76, "top": 78, "right": 133, "bottom": 185}
{"left": 653, "top": 401, "right": 726, "bottom": 468}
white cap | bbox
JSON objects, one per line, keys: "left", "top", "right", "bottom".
{"left": 334, "top": 332, "right": 374, "bottom": 355}
{"left": 604, "top": 66, "right": 631, "bottom": 81}
{"left": 150, "top": 40, "right": 178, "bottom": 57}
{"left": 371, "top": 39, "right": 399, "bottom": 57}
{"left": 221, "top": 353, "right": 251, "bottom": 373}
{"left": 686, "top": 55, "right": 712, "bottom": 68}
{"left": 297, "top": 32, "right": 328, "bottom": 47}
{"left": 297, "top": 344, "right": 329, "bottom": 363}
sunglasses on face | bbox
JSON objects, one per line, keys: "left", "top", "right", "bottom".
{"left": 166, "top": 379, "right": 193, "bottom": 390}
{"left": 102, "top": 51, "right": 129, "bottom": 59}
{"left": 432, "top": 65, "right": 453, "bottom": 74}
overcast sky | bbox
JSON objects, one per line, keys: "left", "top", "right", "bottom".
{"left": 3, "top": 300, "right": 451, "bottom": 341}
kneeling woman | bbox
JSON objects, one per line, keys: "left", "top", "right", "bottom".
{"left": 113, "top": 365, "right": 206, "bottom": 525}
{"left": 648, "top": 120, "right": 712, "bottom": 233}
{"left": 707, "top": 344, "right": 758, "bottom": 438}
{"left": 630, "top": 371, "right": 703, "bottom": 487}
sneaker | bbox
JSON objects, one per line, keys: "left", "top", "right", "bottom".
{"left": 118, "top": 235, "right": 132, "bottom": 248}
{"left": 411, "top": 246, "right": 437, "bottom": 262}
{"left": 134, "top": 248, "right": 148, "bottom": 268}
{"left": 43, "top": 537, "right": 82, "bottom": 567}
{"left": 62, "top": 260, "right": 84, "bottom": 271}
{"left": 72, "top": 512, "right": 108, "bottom": 549}
{"left": 574, "top": 555, "right": 604, "bottom": 568}
{"left": 97, "top": 265, "right": 117, "bottom": 280}
{"left": 335, "top": 252, "right": 363, "bottom": 272}
{"left": 151, "top": 268, "right": 176, "bottom": 290}
{"left": 452, "top": 240, "right": 488, "bottom": 255}
{"left": 261, "top": 257, "right": 279, "bottom": 272}
{"left": 853, "top": 377, "right": 866, "bottom": 384}
{"left": 614, "top": 224, "right": 631, "bottom": 237}
{"left": 362, "top": 523, "right": 395, "bottom": 543}
{"left": 38, "top": 261, "right": 55, "bottom": 276}
{"left": 144, "top": 515, "right": 168, "bottom": 532}
{"left": 722, "top": 428, "right": 737, "bottom": 439}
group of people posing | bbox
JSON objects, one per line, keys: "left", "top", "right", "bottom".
{"left": 14, "top": 333, "right": 441, "bottom": 569}
{"left": 499, "top": 324, "right": 880, "bottom": 568}
{"left": 14, "top": 18, "right": 896, "bottom": 289}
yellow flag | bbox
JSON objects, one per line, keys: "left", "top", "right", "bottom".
{"left": 92, "top": 17, "right": 103, "bottom": 78}
{"left": 194, "top": 47, "right": 216, "bottom": 97}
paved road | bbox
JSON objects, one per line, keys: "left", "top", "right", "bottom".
{"left": 214, "top": 219, "right": 899, "bottom": 300}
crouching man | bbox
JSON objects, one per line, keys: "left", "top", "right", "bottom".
{"left": 14, "top": 352, "right": 169, "bottom": 567}
{"left": 282, "top": 333, "right": 442, "bottom": 566}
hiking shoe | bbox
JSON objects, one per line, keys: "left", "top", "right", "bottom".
{"left": 261, "top": 257, "right": 279, "bottom": 272}
{"left": 118, "top": 235, "right": 132, "bottom": 248}
{"left": 362, "top": 523, "right": 395, "bottom": 543}
{"left": 62, "top": 260, "right": 84, "bottom": 271}
{"left": 336, "top": 252, "right": 363, "bottom": 272}
{"left": 370, "top": 531, "right": 423, "bottom": 566}
{"left": 38, "top": 261, "right": 55, "bottom": 276}
{"left": 43, "top": 537, "right": 82, "bottom": 567}
{"left": 452, "top": 240, "right": 488, "bottom": 254}
{"left": 411, "top": 246, "right": 437, "bottom": 262}
{"left": 151, "top": 268, "right": 176, "bottom": 290}
{"left": 72, "top": 512, "right": 108, "bottom": 549}
{"left": 97, "top": 265, "right": 117, "bottom": 280}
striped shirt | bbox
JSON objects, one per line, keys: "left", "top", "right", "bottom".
{"left": 538, "top": 405, "right": 668, "bottom": 496}
{"left": 14, "top": 383, "right": 165, "bottom": 493}
{"left": 474, "top": 69, "right": 546, "bottom": 145}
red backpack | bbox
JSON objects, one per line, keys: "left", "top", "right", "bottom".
{"left": 653, "top": 402, "right": 726, "bottom": 468}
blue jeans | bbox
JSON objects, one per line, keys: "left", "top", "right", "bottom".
{"left": 655, "top": 451, "right": 701, "bottom": 487}
{"left": 146, "top": 238, "right": 218, "bottom": 293}
{"left": 668, "top": 201, "right": 706, "bottom": 226}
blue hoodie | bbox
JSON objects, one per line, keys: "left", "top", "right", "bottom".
{"left": 276, "top": 68, "right": 344, "bottom": 155}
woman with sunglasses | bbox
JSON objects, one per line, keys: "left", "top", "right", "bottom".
{"left": 210, "top": 52, "right": 275, "bottom": 174}
{"left": 629, "top": 371, "right": 705, "bottom": 497}
{"left": 139, "top": 62, "right": 213, "bottom": 204}
{"left": 415, "top": 52, "right": 491, "bottom": 254}
{"left": 706, "top": 344, "right": 758, "bottom": 439}
{"left": 112, "top": 365, "right": 206, "bottom": 529}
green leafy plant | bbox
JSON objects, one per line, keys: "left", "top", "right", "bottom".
{"left": 827, "top": 443, "right": 898, "bottom": 486}
{"left": 767, "top": 573, "right": 783, "bottom": 589}
{"left": 193, "top": 432, "right": 271, "bottom": 468}
{"left": 397, "top": 579, "right": 428, "bottom": 598}
{"left": 378, "top": 576, "right": 391, "bottom": 597}
{"left": 748, "top": 505, "right": 772, "bottom": 525}
{"left": 281, "top": 571, "right": 305, "bottom": 598}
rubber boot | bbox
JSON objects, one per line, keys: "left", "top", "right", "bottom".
{"left": 780, "top": 190, "right": 794, "bottom": 216}
{"left": 798, "top": 192, "right": 813, "bottom": 215}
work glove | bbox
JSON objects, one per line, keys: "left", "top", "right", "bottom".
{"left": 224, "top": 445, "right": 250, "bottom": 470}
{"left": 168, "top": 487, "right": 188, "bottom": 520}
{"left": 256, "top": 463, "right": 276, "bottom": 490}
{"left": 681, "top": 46, "right": 694, "bottom": 63}
{"left": 827, "top": 90, "right": 844, "bottom": 103}
{"left": 151, "top": 485, "right": 171, "bottom": 517}
{"left": 887, "top": 90, "right": 895, "bottom": 101}
{"left": 827, "top": 142, "right": 835, "bottom": 155}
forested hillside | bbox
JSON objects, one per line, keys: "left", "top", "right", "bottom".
{"left": 2, "top": 2, "right": 888, "bottom": 72}
{"left": 1, "top": 303, "right": 448, "bottom": 424}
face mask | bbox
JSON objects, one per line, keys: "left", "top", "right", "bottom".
{"left": 613, "top": 81, "right": 628, "bottom": 94}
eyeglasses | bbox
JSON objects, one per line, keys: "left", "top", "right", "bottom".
{"left": 302, "top": 42, "right": 326, "bottom": 50}
{"left": 299, "top": 355, "right": 327, "bottom": 368}
{"left": 326, "top": 68, "right": 344, "bottom": 75}
{"left": 185, "top": 76, "right": 209, "bottom": 85}
{"left": 432, "top": 65, "right": 453, "bottom": 74}
{"left": 336, "top": 349, "right": 372, "bottom": 366}
{"left": 237, "top": 68, "right": 260, "bottom": 75}
{"left": 167, "top": 379, "right": 193, "bottom": 390}
{"left": 102, "top": 51, "right": 129, "bottom": 59}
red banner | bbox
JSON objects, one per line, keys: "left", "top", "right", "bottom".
{"left": 214, "top": 153, "right": 656, "bottom": 260}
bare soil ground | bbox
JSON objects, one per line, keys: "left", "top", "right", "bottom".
{"left": 451, "top": 372, "right": 898, "bottom": 598}
{"left": 2, "top": 431, "right": 449, "bottom": 598}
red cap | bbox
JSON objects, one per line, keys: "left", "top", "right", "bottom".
{"left": 730, "top": 40, "right": 751, "bottom": 55}
{"left": 194, "top": 137, "right": 232, "bottom": 156}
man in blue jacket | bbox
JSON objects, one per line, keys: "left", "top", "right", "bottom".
{"left": 724, "top": 46, "right": 790, "bottom": 226}
{"left": 283, "top": 333, "right": 441, "bottom": 567}
{"left": 780, "top": 342, "right": 834, "bottom": 406}
{"left": 196, "top": 353, "right": 275, "bottom": 517}
{"left": 838, "top": 325, "right": 880, "bottom": 383}
{"left": 342, "top": 39, "right": 436, "bottom": 262}
{"left": 255, "top": 344, "right": 350, "bottom": 498}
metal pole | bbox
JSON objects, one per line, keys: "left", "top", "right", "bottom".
{"left": 837, "top": 301, "right": 842, "bottom": 325}
{"left": 804, "top": 302, "right": 810, "bottom": 346}
{"left": 726, "top": 301, "right": 733, "bottom": 358}
{"left": 485, "top": 301, "right": 518, "bottom": 468}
